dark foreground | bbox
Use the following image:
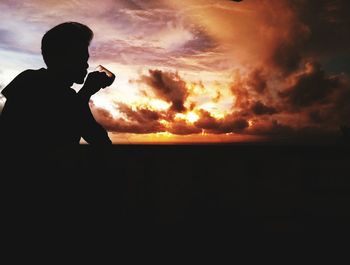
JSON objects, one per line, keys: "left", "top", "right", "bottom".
{"left": 2, "top": 143, "right": 350, "bottom": 239}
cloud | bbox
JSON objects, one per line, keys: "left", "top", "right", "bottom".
{"left": 168, "top": 120, "right": 202, "bottom": 135}
{"left": 305, "top": 74, "right": 350, "bottom": 128}
{"left": 246, "top": 119, "right": 296, "bottom": 136}
{"left": 292, "top": 0, "right": 350, "bottom": 57}
{"left": 230, "top": 68, "right": 276, "bottom": 114}
{"left": 194, "top": 109, "right": 220, "bottom": 130}
{"left": 116, "top": 102, "right": 162, "bottom": 123}
{"left": 266, "top": 0, "right": 350, "bottom": 75}
{"left": 218, "top": 116, "right": 249, "bottom": 133}
{"left": 136, "top": 69, "right": 189, "bottom": 112}
{"left": 247, "top": 69, "right": 268, "bottom": 94}
{"left": 251, "top": 101, "right": 278, "bottom": 115}
{"left": 0, "top": 29, "right": 13, "bottom": 48}
{"left": 279, "top": 62, "right": 340, "bottom": 108}
{"left": 91, "top": 101, "right": 166, "bottom": 134}
{"left": 194, "top": 109, "right": 249, "bottom": 134}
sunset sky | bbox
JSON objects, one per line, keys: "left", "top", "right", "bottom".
{"left": 0, "top": 0, "right": 349, "bottom": 144}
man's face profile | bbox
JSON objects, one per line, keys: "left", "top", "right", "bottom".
{"left": 64, "top": 45, "right": 90, "bottom": 84}
{"left": 50, "top": 45, "right": 89, "bottom": 85}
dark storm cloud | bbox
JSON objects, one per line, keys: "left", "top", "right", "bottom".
{"left": 270, "top": 42, "right": 303, "bottom": 75}
{"left": 291, "top": 0, "right": 350, "bottom": 56}
{"left": 91, "top": 101, "right": 166, "bottom": 134}
{"left": 305, "top": 74, "right": 350, "bottom": 127}
{"left": 333, "top": 78, "right": 350, "bottom": 124}
{"left": 251, "top": 101, "right": 278, "bottom": 115}
{"left": 246, "top": 118, "right": 342, "bottom": 140}
{"left": 194, "top": 110, "right": 220, "bottom": 130}
{"left": 267, "top": 0, "right": 350, "bottom": 75}
{"left": 247, "top": 119, "right": 295, "bottom": 136}
{"left": 218, "top": 116, "right": 249, "bottom": 133}
{"left": 194, "top": 110, "right": 249, "bottom": 134}
{"left": 230, "top": 77, "right": 251, "bottom": 110}
{"left": 280, "top": 62, "right": 340, "bottom": 108}
{"left": 230, "top": 68, "right": 277, "bottom": 116}
{"left": 168, "top": 120, "right": 202, "bottom": 135}
{"left": 106, "top": 118, "right": 165, "bottom": 134}
{"left": 247, "top": 69, "right": 268, "bottom": 94}
{"left": 227, "top": 60, "right": 347, "bottom": 136}
{"left": 137, "top": 69, "right": 189, "bottom": 112}
{"left": 116, "top": 102, "right": 161, "bottom": 123}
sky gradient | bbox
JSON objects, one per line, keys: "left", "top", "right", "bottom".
{"left": 1, "top": 0, "right": 349, "bottom": 144}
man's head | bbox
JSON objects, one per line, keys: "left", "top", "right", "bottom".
{"left": 41, "top": 22, "right": 93, "bottom": 84}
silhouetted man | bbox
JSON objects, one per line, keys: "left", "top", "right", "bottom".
{"left": 0, "top": 22, "right": 112, "bottom": 155}
{"left": 0, "top": 23, "right": 123, "bottom": 230}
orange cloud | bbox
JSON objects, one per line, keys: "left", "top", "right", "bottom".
{"left": 135, "top": 69, "right": 190, "bottom": 112}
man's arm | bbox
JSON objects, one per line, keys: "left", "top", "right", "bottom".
{"left": 77, "top": 72, "right": 112, "bottom": 145}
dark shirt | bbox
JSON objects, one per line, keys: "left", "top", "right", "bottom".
{"left": 0, "top": 68, "right": 111, "bottom": 150}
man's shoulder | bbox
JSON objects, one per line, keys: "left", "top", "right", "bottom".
{"left": 1, "top": 68, "right": 47, "bottom": 99}
{"left": 13, "top": 68, "right": 46, "bottom": 82}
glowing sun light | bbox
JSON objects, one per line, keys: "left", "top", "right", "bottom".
{"left": 148, "top": 99, "right": 170, "bottom": 110}
{"left": 175, "top": 112, "right": 199, "bottom": 123}
{"left": 186, "top": 112, "right": 199, "bottom": 123}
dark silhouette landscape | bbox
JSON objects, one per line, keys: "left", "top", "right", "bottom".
{"left": 2, "top": 141, "right": 349, "bottom": 238}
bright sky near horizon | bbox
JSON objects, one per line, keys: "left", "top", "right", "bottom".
{"left": 1, "top": 0, "right": 349, "bottom": 143}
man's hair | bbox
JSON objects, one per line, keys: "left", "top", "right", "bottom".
{"left": 41, "top": 22, "right": 93, "bottom": 67}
